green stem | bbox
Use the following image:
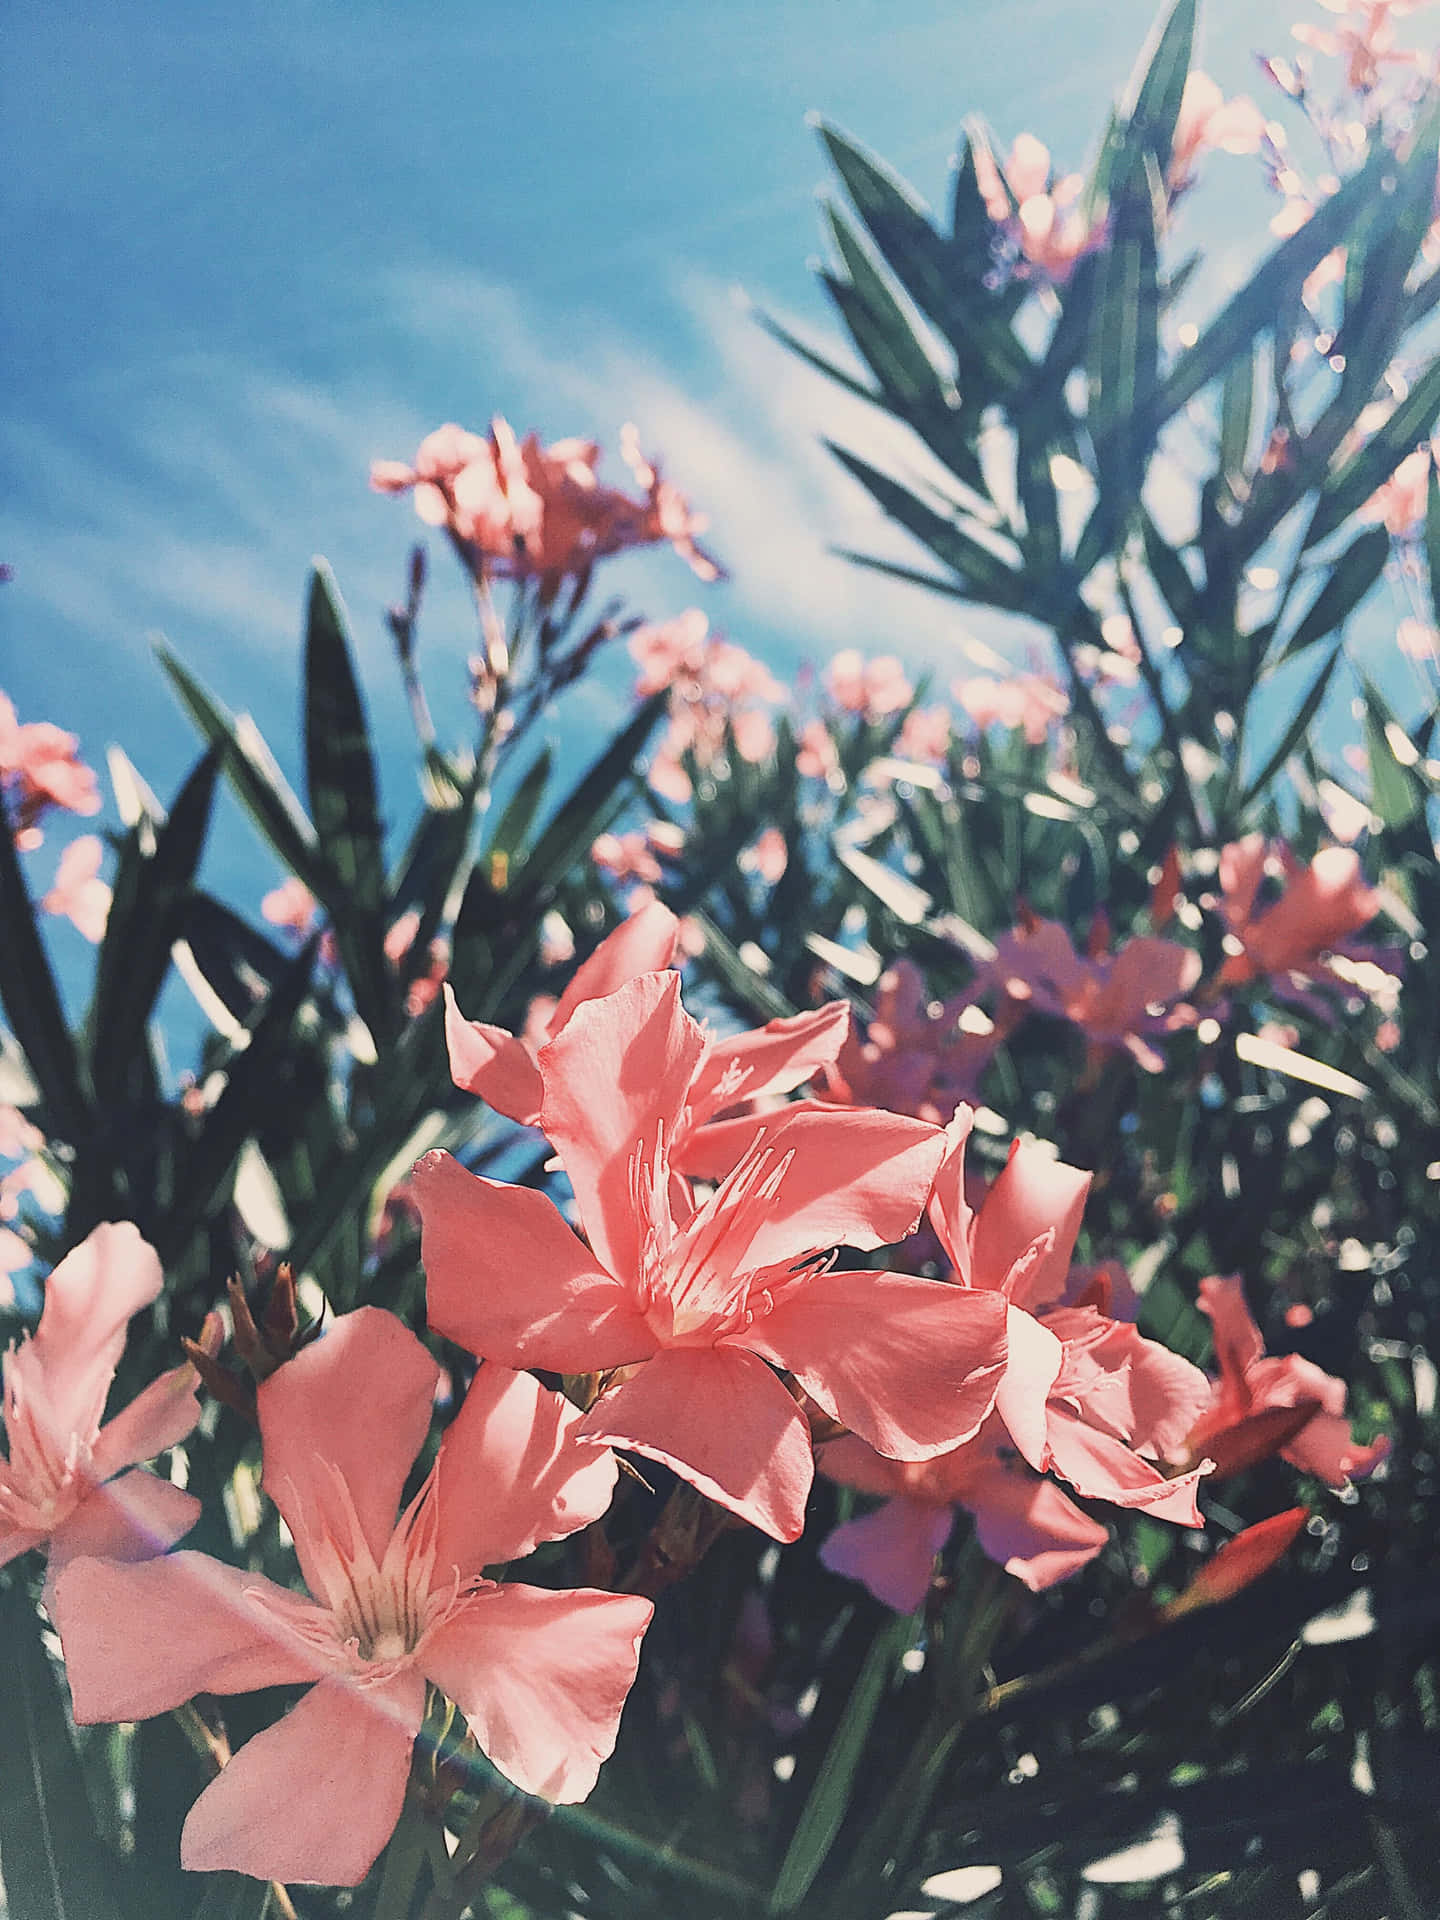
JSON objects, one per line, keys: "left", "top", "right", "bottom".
{"left": 371, "top": 1800, "right": 434, "bottom": 1920}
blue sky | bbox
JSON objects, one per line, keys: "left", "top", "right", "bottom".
{"left": 5, "top": 0, "right": 1434, "bottom": 951}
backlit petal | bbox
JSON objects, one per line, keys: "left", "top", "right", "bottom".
{"left": 955, "top": 1456, "right": 1110, "bottom": 1590}
{"left": 994, "top": 1306, "right": 1063, "bottom": 1471}
{"left": 971, "top": 1140, "right": 1091, "bottom": 1310}
{"left": 683, "top": 1002, "right": 851, "bottom": 1134}
{"left": 443, "top": 987, "right": 544, "bottom": 1124}
{"left": 1045, "top": 1407, "right": 1208, "bottom": 1524}
{"left": 47, "top": 1472, "right": 200, "bottom": 1588}
{"left": 30, "top": 1223, "right": 163, "bottom": 1446}
{"left": 820, "top": 1496, "right": 953, "bottom": 1612}
{"left": 91, "top": 1359, "right": 203, "bottom": 1480}
{"left": 548, "top": 898, "right": 679, "bottom": 1031}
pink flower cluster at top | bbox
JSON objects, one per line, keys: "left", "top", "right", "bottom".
{"left": 1, "top": 690, "right": 102, "bottom": 849}
{"left": 371, "top": 420, "right": 720, "bottom": 587}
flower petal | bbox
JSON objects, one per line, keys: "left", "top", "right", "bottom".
{"left": 53, "top": 1552, "right": 323, "bottom": 1722}
{"left": 258, "top": 1309, "right": 437, "bottom": 1591}
{"left": 30, "top": 1223, "right": 163, "bottom": 1445}
{"left": 422, "top": 1583, "right": 652, "bottom": 1804}
{"left": 182, "top": 1670, "right": 425, "bottom": 1886}
{"left": 820, "top": 1496, "right": 953, "bottom": 1612}
{"left": 971, "top": 1140, "right": 1092, "bottom": 1310}
{"left": 434, "top": 1362, "right": 619, "bottom": 1575}
{"left": 955, "top": 1456, "right": 1111, "bottom": 1591}
{"left": 537, "top": 971, "right": 706, "bottom": 1283}
{"left": 745, "top": 1272, "right": 1008, "bottom": 1460}
{"left": 1045, "top": 1407, "right": 1208, "bottom": 1524}
{"left": 994, "top": 1306, "right": 1064, "bottom": 1471}
{"left": 47, "top": 1471, "right": 200, "bottom": 1588}
{"left": 90, "top": 1359, "right": 203, "bottom": 1480}
{"left": 578, "top": 1346, "right": 814, "bottom": 1541}
{"left": 443, "top": 987, "right": 544, "bottom": 1124}
{"left": 414, "top": 1151, "right": 658, "bottom": 1370}
{"left": 683, "top": 1002, "right": 851, "bottom": 1135}
{"left": 548, "top": 898, "right": 679, "bottom": 1032}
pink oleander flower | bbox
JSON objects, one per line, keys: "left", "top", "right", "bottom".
{"left": 41, "top": 835, "right": 111, "bottom": 942}
{"left": 973, "top": 133, "right": 1102, "bottom": 283}
{"left": 1168, "top": 72, "right": 1267, "bottom": 192}
{"left": 1177, "top": 1275, "right": 1389, "bottom": 1487}
{"left": 416, "top": 973, "right": 1011, "bottom": 1542}
{"left": 953, "top": 671, "right": 1069, "bottom": 744}
{"left": 619, "top": 423, "right": 724, "bottom": 584}
{"left": 822, "top": 960, "right": 1004, "bottom": 1126}
{"left": 740, "top": 826, "right": 789, "bottom": 886}
{"left": 1293, "top": 0, "right": 1430, "bottom": 93}
{"left": 54, "top": 1308, "right": 651, "bottom": 1886}
{"left": 895, "top": 705, "right": 952, "bottom": 763}
{"left": 629, "top": 608, "right": 710, "bottom": 695}
{"left": 1360, "top": 443, "right": 1432, "bottom": 537}
{"left": 820, "top": 1114, "right": 1211, "bottom": 1607}
{"left": 261, "top": 876, "right": 318, "bottom": 936}
{"left": 0, "top": 692, "right": 102, "bottom": 847}
{"left": 825, "top": 650, "right": 913, "bottom": 721}
{"left": 1217, "top": 836, "right": 1391, "bottom": 1002}
{"left": 1, "top": 1224, "right": 207, "bottom": 1597}
{"left": 968, "top": 912, "right": 1200, "bottom": 1072}
{"left": 591, "top": 830, "right": 664, "bottom": 887}
{"left": 642, "top": 628, "right": 782, "bottom": 799}
{"left": 795, "top": 719, "right": 840, "bottom": 781}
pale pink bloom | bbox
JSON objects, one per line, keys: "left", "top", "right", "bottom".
{"left": 1, "top": 1224, "right": 206, "bottom": 1597}
{"left": 619, "top": 424, "right": 725, "bottom": 584}
{"left": 0, "top": 693, "right": 102, "bottom": 844}
{"left": 706, "top": 640, "right": 785, "bottom": 705}
{"left": 592, "top": 830, "right": 664, "bottom": 886}
{"left": 416, "top": 973, "right": 1010, "bottom": 1542}
{"left": 795, "top": 719, "right": 840, "bottom": 781}
{"left": 825, "top": 651, "right": 913, "bottom": 721}
{"left": 629, "top": 609, "right": 710, "bottom": 695}
{"left": 1218, "top": 836, "right": 1386, "bottom": 994}
{"left": 261, "top": 876, "right": 318, "bottom": 936}
{"left": 969, "top": 914, "right": 1201, "bottom": 1072}
{"left": 0, "top": 1107, "right": 43, "bottom": 1160}
{"left": 1179, "top": 1275, "right": 1389, "bottom": 1487}
{"left": 740, "top": 827, "right": 789, "bottom": 886}
{"left": 648, "top": 742, "right": 694, "bottom": 804}
{"left": 1360, "top": 444, "right": 1432, "bottom": 536}
{"left": 895, "top": 705, "right": 952, "bottom": 763}
{"left": 0, "top": 1226, "right": 30, "bottom": 1272}
{"left": 954, "top": 672, "right": 1069, "bottom": 744}
{"left": 731, "top": 705, "right": 777, "bottom": 763}
{"left": 540, "top": 911, "right": 576, "bottom": 968}
{"left": 40, "top": 836, "right": 111, "bottom": 942}
{"left": 55, "top": 1309, "right": 651, "bottom": 1884}
{"left": 822, "top": 960, "right": 1001, "bottom": 1125}
{"left": 383, "top": 909, "right": 421, "bottom": 963}
{"left": 1169, "top": 72, "right": 1267, "bottom": 192}
{"left": 821, "top": 1115, "right": 1211, "bottom": 1606}
{"left": 1293, "top": 0, "right": 1428, "bottom": 92}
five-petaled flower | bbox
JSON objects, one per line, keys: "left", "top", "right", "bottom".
{"left": 416, "top": 972, "right": 1011, "bottom": 1542}
{"left": 54, "top": 1307, "right": 652, "bottom": 1886}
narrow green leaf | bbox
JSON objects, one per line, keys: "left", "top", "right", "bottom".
{"left": 752, "top": 305, "right": 879, "bottom": 403}
{"left": 0, "top": 811, "right": 90, "bottom": 1143}
{"left": 1141, "top": 512, "right": 1197, "bottom": 624}
{"left": 687, "top": 910, "right": 795, "bottom": 1023}
{"left": 521, "top": 692, "right": 670, "bottom": 900}
{"left": 823, "top": 202, "right": 958, "bottom": 415}
{"left": 177, "top": 893, "right": 292, "bottom": 1025}
{"left": 1088, "top": 159, "right": 1162, "bottom": 512}
{"left": 1240, "top": 645, "right": 1344, "bottom": 806}
{"left": 827, "top": 444, "right": 1021, "bottom": 605}
{"left": 1306, "top": 357, "right": 1440, "bottom": 547}
{"left": 155, "top": 643, "right": 325, "bottom": 894}
{"left": 302, "top": 562, "right": 393, "bottom": 1044}
{"left": 1218, "top": 344, "right": 1256, "bottom": 502}
{"left": 88, "top": 746, "right": 221, "bottom": 1103}
{"left": 768, "top": 1613, "right": 914, "bottom": 1912}
{"left": 488, "top": 745, "right": 554, "bottom": 866}
{"left": 1118, "top": 0, "right": 1197, "bottom": 187}
{"left": 1279, "top": 526, "right": 1389, "bottom": 660}
{"left": 0, "top": 1584, "right": 123, "bottom": 1920}
{"left": 1364, "top": 681, "right": 1426, "bottom": 827}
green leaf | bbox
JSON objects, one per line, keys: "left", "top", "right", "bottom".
{"left": 0, "top": 809, "right": 90, "bottom": 1143}
{"left": 1087, "top": 157, "right": 1162, "bottom": 511}
{"left": 1426, "top": 462, "right": 1440, "bottom": 609}
{"left": 521, "top": 692, "right": 670, "bottom": 900}
{"left": 1278, "top": 526, "right": 1389, "bottom": 660}
{"left": 1363, "top": 681, "right": 1426, "bottom": 828}
{"left": 488, "top": 745, "right": 554, "bottom": 866}
{"left": 1306, "top": 357, "right": 1440, "bottom": 547}
{"left": 1118, "top": 0, "right": 1197, "bottom": 188}
{"left": 768, "top": 1612, "right": 915, "bottom": 1912}
{"left": 303, "top": 562, "right": 393, "bottom": 1044}
{"left": 1240, "top": 644, "right": 1344, "bottom": 807}
{"left": 88, "top": 745, "right": 221, "bottom": 1104}
{"left": 1140, "top": 512, "right": 1197, "bottom": 625}
{"left": 822, "top": 202, "right": 958, "bottom": 415}
{"left": 155, "top": 642, "right": 325, "bottom": 894}
{"left": 1218, "top": 343, "right": 1257, "bottom": 504}
{"left": 0, "top": 1584, "right": 123, "bottom": 1920}
{"left": 826, "top": 444, "right": 1021, "bottom": 605}
{"left": 687, "top": 910, "right": 795, "bottom": 1024}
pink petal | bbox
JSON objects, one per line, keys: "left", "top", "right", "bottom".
{"left": 90, "top": 1359, "right": 203, "bottom": 1480}
{"left": 727, "top": 1105, "right": 947, "bottom": 1277}
{"left": 745, "top": 1273, "right": 1008, "bottom": 1461}
{"left": 820, "top": 1496, "right": 953, "bottom": 1612}
{"left": 955, "top": 1457, "right": 1110, "bottom": 1591}
{"left": 259, "top": 1308, "right": 438, "bottom": 1589}
{"left": 548, "top": 898, "right": 680, "bottom": 1032}
{"left": 53, "top": 1553, "right": 323, "bottom": 1723}
{"left": 1283, "top": 1411, "right": 1390, "bottom": 1488}
{"left": 182, "top": 1670, "right": 425, "bottom": 1885}
{"left": 443, "top": 987, "right": 544, "bottom": 1124}
{"left": 1044, "top": 1407, "right": 1208, "bottom": 1525}
{"left": 972, "top": 1140, "right": 1092, "bottom": 1310}
{"left": 47, "top": 1471, "right": 200, "bottom": 1588}
{"left": 30, "top": 1223, "right": 163, "bottom": 1446}
{"left": 1197, "top": 1274, "right": 1266, "bottom": 1391}
{"left": 816, "top": 1432, "right": 922, "bottom": 1500}
{"left": 993, "top": 1306, "right": 1064, "bottom": 1471}
{"left": 927, "top": 1107, "right": 978, "bottom": 1282}
{"left": 414, "top": 1151, "right": 658, "bottom": 1370}
{"left": 578, "top": 1345, "right": 814, "bottom": 1541}
{"left": 683, "top": 1002, "right": 852, "bottom": 1134}
{"left": 1219, "top": 835, "right": 1267, "bottom": 930}
{"left": 421, "top": 1583, "right": 652, "bottom": 1804}
{"left": 537, "top": 972, "right": 707, "bottom": 1283}
{"left": 433, "top": 1362, "right": 619, "bottom": 1575}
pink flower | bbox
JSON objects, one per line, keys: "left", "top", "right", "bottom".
{"left": 820, "top": 1116, "right": 1211, "bottom": 1605}
{"left": 41, "top": 835, "right": 111, "bottom": 942}
{"left": 629, "top": 609, "right": 710, "bottom": 695}
{"left": 1, "top": 1224, "right": 206, "bottom": 1597}
{"left": 795, "top": 719, "right": 840, "bottom": 781}
{"left": 1360, "top": 444, "right": 1432, "bottom": 537}
{"left": 895, "top": 705, "right": 952, "bottom": 763}
{"left": 972, "top": 135, "right": 1102, "bottom": 284}
{"left": 822, "top": 960, "right": 1001, "bottom": 1125}
{"left": 1179, "top": 1275, "right": 1389, "bottom": 1487}
{"left": 261, "top": 876, "right": 318, "bottom": 936}
{"left": 969, "top": 913, "right": 1200, "bottom": 1072}
{"left": 1168, "top": 72, "right": 1267, "bottom": 192}
{"left": 954, "top": 672, "right": 1069, "bottom": 744}
{"left": 825, "top": 651, "right": 913, "bottom": 721}
{"left": 54, "top": 1309, "right": 652, "bottom": 1885}
{"left": 415, "top": 973, "right": 1011, "bottom": 1542}
{"left": 592, "top": 830, "right": 664, "bottom": 886}
{"left": 740, "top": 827, "right": 789, "bottom": 886}
{"left": 1218, "top": 836, "right": 1386, "bottom": 995}
{"left": 0, "top": 692, "right": 102, "bottom": 845}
